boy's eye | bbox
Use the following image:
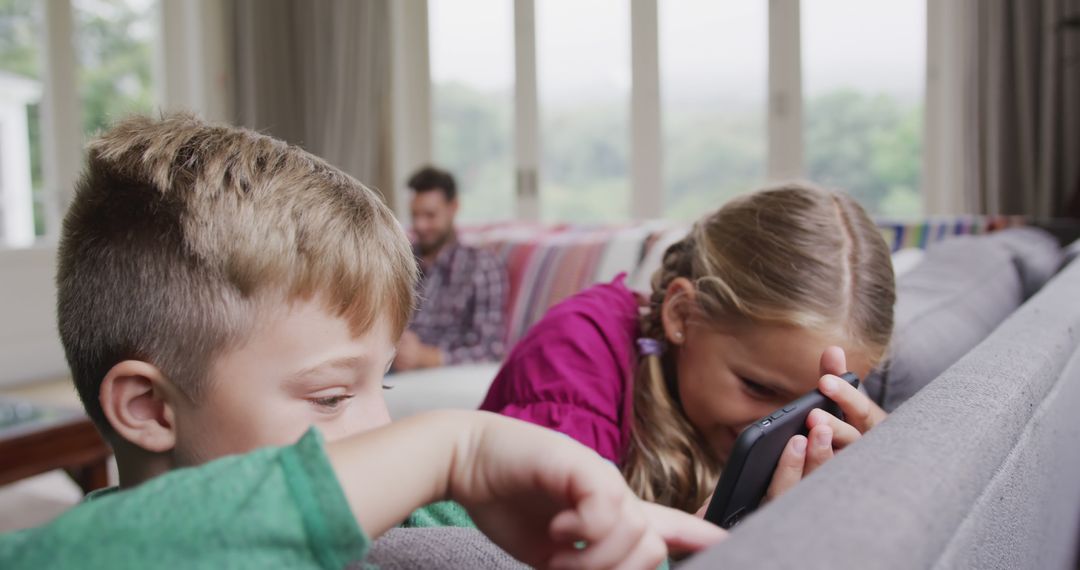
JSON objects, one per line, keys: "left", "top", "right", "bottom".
{"left": 309, "top": 394, "right": 355, "bottom": 411}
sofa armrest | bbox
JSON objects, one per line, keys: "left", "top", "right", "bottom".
{"left": 383, "top": 363, "right": 501, "bottom": 420}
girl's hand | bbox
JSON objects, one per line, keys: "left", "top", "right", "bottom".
{"left": 764, "top": 347, "right": 887, "bottom": 501}
{"left": 807, "top": 346, "right": 888, "bottom": 446}
{"left": 452, "top": 412, "right": 728, "bottom": 569}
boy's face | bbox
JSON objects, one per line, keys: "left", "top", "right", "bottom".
{"left": 169, "top": 296, "right": 396, "bottom": 466}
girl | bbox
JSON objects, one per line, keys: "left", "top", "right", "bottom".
{"left": 480, "top": 183, "right": 895, "bottom": 512}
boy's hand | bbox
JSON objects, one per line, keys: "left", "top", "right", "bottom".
{"left": 765, "top": 346, "right": 887, "bottom": 502}
{"left": 451, "top": 413, "right": 728, "bottom": 568}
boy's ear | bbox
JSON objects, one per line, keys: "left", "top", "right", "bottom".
{"left": 661, "top": 277, "right": 696, "bottom": 346}
{"left": 99, "top": 360, "right": 180, "bottom": 453}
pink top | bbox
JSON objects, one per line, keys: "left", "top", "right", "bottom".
{"left": 479, "top": 275, "right": 641, "bottom": 463}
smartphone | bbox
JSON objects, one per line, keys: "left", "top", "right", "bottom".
{"left": 702, "top": 372, "right": 861, "bottom": 529}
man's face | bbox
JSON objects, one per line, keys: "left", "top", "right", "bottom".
{"left": 410, "top": 190, "right": 458, "bottom": 256}
{"left": 169, "top": 295, "right": 397, "bottom": 466}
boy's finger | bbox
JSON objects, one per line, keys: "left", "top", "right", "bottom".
{"left": 765, "top": 435, "right": 807, "bottom": 502}
{"left": 818, "top": 374, "right": 887, "bottom": 433}
{"left": 550, "top": 496, "right": 649, "bottom": 569}
{"left": 806, "top": 408, "right": 862, "bottom": 449}
{"left": 612, "top": 532, "right": 667, "bottom": 570}
{"left": 549, "top": 530, "right": 665, "bottom": 570}
{"left": 549, "top": 510, "right": 584, "bottom": 543}
{"left": 639, "top": 502, "right": 728, "bottom": 554}
{"left": 556, "top": 469, "right": 625, "bottom": 543}
{"left": 803, "top": 425, "right": 834, "bottom": 477}
{"left": 580, "top": 491, "right": 625, "bottom": 542}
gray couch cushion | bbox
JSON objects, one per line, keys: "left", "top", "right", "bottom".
{"left": 1065, "top": 237, "right": 1080, "bottom": 267}
{"left": 985, "top": 227, "right": 1063, "bottom": 299}
{"left": 682, "top": 259, "right": 1080, "bottom": 570}
{"left": 864, "top": 235, "right": 1024, "bottom": 412}
{"left": 356, "top": 527, "right": 526, "bottom": 569}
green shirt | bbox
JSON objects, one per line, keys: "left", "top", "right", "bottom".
{"left": 403, "top": 500, "right": 475, "bottom": 529}
{"left": 1, "top": 429, "right": 474, "bottom": 569}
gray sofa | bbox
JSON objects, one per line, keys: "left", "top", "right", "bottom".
{"left": 683, "top": 233, "right": 1080, "bottom": 569}
{"left": 365, "top": 229, "right": 1080, "bottom": 569}
{"left": 864, "top": 227, "right": 1063, "bottom": 411}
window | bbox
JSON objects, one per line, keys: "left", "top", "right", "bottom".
{"left": 0, "top": 0, "right": 45, "bottom": 244}
{"left": 415, "top": 1, "right": 931, "bottom": 222}
{"left": 536, "top": 0, "right": 631, "bottom": 223}
{"left": 72, "top": 0, "right": 157, "bottom": 139}
{"left": 429, "top": 0, "right": 515, "bottom": 222}
{"left": 0, "top": 0, "right": 161, "bottom": 248}
{"left": 660, "top": 0, "right": 767, "bottom": 220}
{"left": 802, "top": 0, "right": 925, "bottom": 218}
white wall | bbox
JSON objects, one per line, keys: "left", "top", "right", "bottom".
{"left": 0, "top": 246, "right": 68, "bottom": 387}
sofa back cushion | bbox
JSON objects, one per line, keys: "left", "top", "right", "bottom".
{"left": 864, "top": 235, "right": 1024, "bottom": 411}
{"left": 1067, "top": 237, "right": 1080, "bottom": 266}
{"left": 464, "top": 225, "right": 652, "bottom": 346}
{"left": 456, "top": 216, "right": 1028, "bottom": 355}
{"left": 985, "top": 227, "right": 1064, "bottom": 299}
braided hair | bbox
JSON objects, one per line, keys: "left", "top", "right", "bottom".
{"left": 620, "top": 183, "right": 896, "bottom": 512}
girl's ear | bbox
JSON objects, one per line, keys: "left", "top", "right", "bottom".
{"left": 661, "top": 277, "right": 696, "bottom": 346}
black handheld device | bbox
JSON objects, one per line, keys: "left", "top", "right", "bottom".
{"left": 702, "top": 372, "right": 860, "bottom": 529}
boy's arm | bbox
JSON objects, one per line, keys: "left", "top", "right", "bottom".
{"left": 5, "top": 411, "right": 725, "bottom": 569}
{"left": 325, "top": 411, "right": 461, "bottom": 537}
{"left": 327, "top": 410, "right": 726, "bottom": 568}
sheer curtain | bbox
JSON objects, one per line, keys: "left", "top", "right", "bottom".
{"left": 232, "top": 0, "right": 394, "bottom": 203}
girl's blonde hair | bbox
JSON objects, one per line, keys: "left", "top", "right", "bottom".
{"left": 621, "top": 183, "right": 895, "bottom": 512}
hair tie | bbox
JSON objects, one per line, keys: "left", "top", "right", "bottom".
{"left": 636, "top": 337, "right": 663, "bottom": 357}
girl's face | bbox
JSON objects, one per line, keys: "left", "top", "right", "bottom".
{"left": 660, "top": 279, "right": 873, "bottom": 465}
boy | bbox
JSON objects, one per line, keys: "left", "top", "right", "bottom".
{"left": 1, "top": 115, "right": 724, "bottom": 568}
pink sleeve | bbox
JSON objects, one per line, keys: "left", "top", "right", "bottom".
{"left": 479, "top": 304, "right": 634, "bottom": 463}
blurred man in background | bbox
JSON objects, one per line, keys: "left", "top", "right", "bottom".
{"left": 394, "top": 166, "right": 507, "bottom": 371}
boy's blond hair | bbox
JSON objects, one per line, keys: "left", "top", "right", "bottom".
{"left": 57, "top": 114, "right": 416, "bottom": 436}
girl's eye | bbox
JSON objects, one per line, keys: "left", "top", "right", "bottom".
{"left": 740, "top": 377, "right": 775, "bottom": 399}
{"left": 309, "top": 394, "right": 355, "bottom": 411}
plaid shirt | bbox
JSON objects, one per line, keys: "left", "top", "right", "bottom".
{"left": 410, "top": 239, "right": 508, "bottom": 364}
